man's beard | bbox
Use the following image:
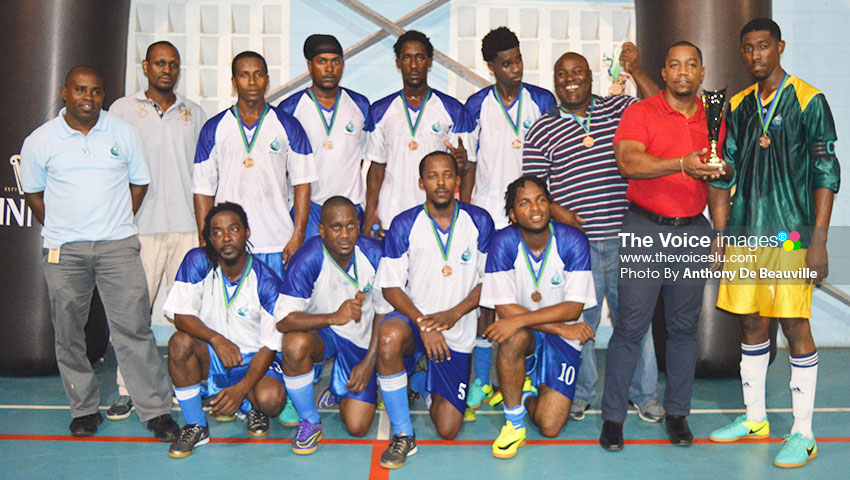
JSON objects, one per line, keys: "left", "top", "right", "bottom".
{"left": 432, "top": 199, "right": 452, "bottom": 210}
{"left": 220, "top": 252, "right": 243, "bottom": 267}
{"left": 518, "top": 221, "right": 548, "bottom": 235}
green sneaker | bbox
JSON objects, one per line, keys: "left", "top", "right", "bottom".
{"left": 773, "top": 433, "right": 817, "bottom": 468}
{"left": 466, "top": 378, "right": 493, "bottom": 409}
{"left": 279, "top": 397, "right": 299, "bottom": 427}
{"left": 709, "top": 415, "right": 769, "bottom": 443}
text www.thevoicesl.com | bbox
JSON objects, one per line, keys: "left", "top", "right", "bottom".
{"left": 619, "top": 252, "right": 758, "bottom": 264}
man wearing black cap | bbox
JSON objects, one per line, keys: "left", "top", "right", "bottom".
{"left": 279, "top": 35, "right": 371, "bottom": 239}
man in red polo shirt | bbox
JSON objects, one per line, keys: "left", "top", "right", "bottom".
{"left": 599, "top": 41, "right": 727, "bottom": 451}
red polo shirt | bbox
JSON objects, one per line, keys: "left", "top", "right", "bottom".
{"left": 614, "top": 91, "right": 723, "bottom": 218}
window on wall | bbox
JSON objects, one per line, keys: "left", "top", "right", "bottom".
{"left": 127, "top": 1, "right": 290, "bottom": 116}
{"left": 449, "top": 0, "right": 636, "bottom": 102}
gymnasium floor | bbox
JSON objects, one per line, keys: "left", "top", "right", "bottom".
{"left": 1, "top": 348, "right": 848, "bottom": 479}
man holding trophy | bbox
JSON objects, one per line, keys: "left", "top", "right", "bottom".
{"left": 599, "top": 41, "right": 727, "bottom": 451}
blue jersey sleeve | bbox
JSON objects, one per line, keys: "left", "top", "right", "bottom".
{"left": 461, "top": 87, "right": 489, "bottom": 135}
{"left": 277, "top": 90, "right": 306, "bottom": 116}
{"left": 344, "top": 87, "right": 371, "bottom": 122}
{"left": 175, "top": 248, "right": 214, "bottom": 284}
{"left": 280, "top": 237, "right": 324, "bottom": 298}
{"left": 525, "top": 83, "right": 557, "bottom": 113}
{"left": 194, "top": 110, "right": 227, "bottom": 164}
{"left": 251, "top": 257, "right": 285, "bottom": 316}
{"left": 432, "top": 89, "right": 465, "bottom": 131}
{"left": 383, "top": 206, "right": 421, "bottom": 259}
{"left": 553, "top": 222, "right": 591, "bottom": 271}
{"left": 273, "top": 107, "right": 313, "bottom": 155}
{"left": 485, "top": 227, "right": 520, "bottom": 273}
{"left": 460, "top": 202, "right": 495, "bottom": 253}
{"left": 364, "top": 92, "right": 398, "bottom": 133}
{"left": 357, "top": 236, "right": 383, "bottom": 270}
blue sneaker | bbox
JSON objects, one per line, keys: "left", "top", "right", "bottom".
{"left": 466, "top": 378, "right": 493, "bottom": 409}
{"left": 279, "top": 397, "right": 299, "bottom": 427}
{"left": 773, "top": 432, "right": 817, "bottom": 468}
{"left": 292, "top": 419, "right": 323, "bottom": 455}
{"left": 709, "top": 415, "right": 769, "bottom": 443}
{"left": 317, "top": 386, "right": 339, "bottom": 409}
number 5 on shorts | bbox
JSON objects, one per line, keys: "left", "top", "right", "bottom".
{"left": 557, "top": 363, "right": 575, "bottom": 385}
{"left": 457, "top": 382, "right": 467, "bottom": 400}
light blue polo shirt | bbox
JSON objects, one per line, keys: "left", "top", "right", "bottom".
{"left": 20, "top": 109, "right": 151, "bottom": 249}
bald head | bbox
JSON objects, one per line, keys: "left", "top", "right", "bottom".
{"left": 555, "top": 52, "right": 589, "bottom": 71}
{"left": 61, "top": 66, "right": 104, "bottom": 130}
{"left": 553, "top": 52, "right": 592, "bottom": 110}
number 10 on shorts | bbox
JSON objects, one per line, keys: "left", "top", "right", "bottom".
{"left": 558, "top": 363, "right": 576, "bottom": 385}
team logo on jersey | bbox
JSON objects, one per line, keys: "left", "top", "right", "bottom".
{"left": 363, "top": 281, "right": 373, "bottom": 294}
{"left": 431, "top": 121, "right": 442, "bottom": 133}
{"left": 270, "top": 138, "right": 281, "bottom": 152}
{"left": 237, "top": 305, "right": 249, "bottom": 317}
{"left": 110, "top": 144, "right": 120, "bottom": 156}
{"left": 461, "top": 247, "right": 472, "bottom": 263}
{"left": 523, "top": 117, "right": 533, "bottom": 129}
{"left": 345, "top": 121, "right": 355, "bottom": 133}
{"left": 551, "top": 271, "right": 563, "bottom": 286}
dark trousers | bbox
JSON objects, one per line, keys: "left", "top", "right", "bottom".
{"left": 601, "top": 210, "right": 709, "bottom": 423}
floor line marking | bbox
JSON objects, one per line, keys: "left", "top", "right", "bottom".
{"left": 376, "top": 410, "right": 390, "bottom": 440}
{"left": 2, "top": 434, "right": 850, "bottom": 445}
{"left": 368, "top": 443, "right": 390, "bottom": 480}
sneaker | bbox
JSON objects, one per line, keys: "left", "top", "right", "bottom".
{"left": 709, "top": 415, "right": 770, "bottom": 443}
{"left": 489, "top": 377, "right": 536, "bottom": 408}
{"left": 147, "top": 414, "right": 180, "bottom": 442}
{"left": 247, "top": 409, "right": 270, "bottom": 437}
{"left": 630, "top": 399, "right": 665, "bottom": 423}
{"left": 317, "top": 386, "right": 339, "bottom": 409}
{"left": 492, "top": 421, "right": 526, "bottom": 459}
{"left": 463, "top": 407, "right": 477, "bottom": 422}
{"left": 569, "top": 399, "right": 590, "bottom": 421}
{"left": 379, "top": 434, "right": 417, "bottom": 469}
{"left": 377, "top": 400, "right": 385, "bottom": 410}
{"left": 773, "top": 433, "right": 817, "bottom": 468}
{"left": 106, "top": 396, "right": 134, "bottom": 421}
{"left": 69, "top": 412, "right": 103, "bottom": 437}
{"left": 279, "top": 397, "right": 299, "bottom": 427}
{"left": 202, "top": 396, "right": 214, "bottom": 412}
{"left": 168, "top": 424, "right": 210, "bottom": 458}
{"left": 466, "top": 378, "right": 494, "bottom": 409}
{"left": 292, "top": 419, "right": 323, "bottom": 455}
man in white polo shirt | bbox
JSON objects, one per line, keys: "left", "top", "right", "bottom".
{"left": 20, "top": 66, "right": 178, "bottom": 441}
{"left": 279, "top": 35, "right": 370, "bottom": 239}
{"left": 107, "top": 40, "right": 207, "bottom": 421}
{"left": 194, "top": 51, "right": 317, "bottom": 279}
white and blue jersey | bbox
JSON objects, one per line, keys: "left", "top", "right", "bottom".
{"left": 279, "top": 236, "right": 383, "bottom": 349}
{"left": 364, "top": 89, "right": 464, "bottom": 226}
{"left": 376, "top": 202, "right": 494, "bottom": 353}
{"left": 163, "top": 248, "right": 286, "bottom": 354}
{"left": 463, "top": 84, "right": 556, "bottom": 228}
{"left": 193, "top": 105, "right": 318, "bottom": 254}
{"left": 278, "top": 87, "right": 370, "bottom": 207}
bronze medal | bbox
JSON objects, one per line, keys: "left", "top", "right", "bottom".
{"left": 441, "top": 264, "right": 452, "bottom": 277}
{"left": 323, "top": 139, "right": 334, "bottom": 150}
{"left": 243, "top": 157, "right": 254, "bottom": 168}
{"left": 409, "top": 140, "right": 418, "bottom": 150}
{"left": 531, "top": 291, "right": 542, "bottom": 302}
{"left": 608, "top": 83, "right": 624, "bottom": 96}
{"left": 759, "top": 133, "right": 770, "bottom": 148}
{"left": 583, "top": 136, "right": 595, "bottom": 148}
{"left": 511, "top": 138, "right": 522, "bottom": 149}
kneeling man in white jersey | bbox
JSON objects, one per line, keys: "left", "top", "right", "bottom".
{"left": 481, "top": 175, "right": 595, "bottom": 459}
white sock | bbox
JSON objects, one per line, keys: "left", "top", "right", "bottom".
{"left": 789, "top": 351, "right": 818, "bottom": 439}
{"left": 740, "top": 341, "right": 770, "bottom": 423}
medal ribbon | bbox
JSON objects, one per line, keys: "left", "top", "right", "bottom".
{"left": 401, "top": 88, "right": 432, "bottom": 139}
{"left": 560, "top": 98, "right": 595, "bottom": 135}
{"left": 323, "top": 244, "right": 359, "bottom": 289}
{"left": 520, "top": 223, "right": 554, "bottom": 288}
{"left": 232, "top": 103, "right": 270, "bottom": 155}
{"left": 492, "top": 86, "right": 523, "bottom": 137}
{"left": 755, "top": 73, "right": 789, "bottom": 136}
{"left": 307, "top": 87, "right": 341, "bottom": 137}
{"left": 424, "top": 202, "right": 459, "bottom": 262}
{"left": 220, "top": 255, "right": 253, "bottom": 310}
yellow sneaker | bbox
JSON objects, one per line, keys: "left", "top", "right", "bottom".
{"left": 463, "top": 407, "right": 477, "bottom": 422}
{"left": 492, "top": 421, "right": 526, "bottom": 459}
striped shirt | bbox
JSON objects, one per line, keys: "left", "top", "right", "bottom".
{"left": 522, "top": 95, "right": 636, "bottom": 241}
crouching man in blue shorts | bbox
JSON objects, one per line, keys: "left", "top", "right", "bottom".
{"left": 276, "top": 196, "right": 385, "bottom": 454}
{"left": 481, "top": 175, "right": 596, "bottom": 459}
{"left": 164, "top": 202, "right": 287, "bottom": 458}
{"left": 374, "top": 151, "right": 495, "bottom": 469}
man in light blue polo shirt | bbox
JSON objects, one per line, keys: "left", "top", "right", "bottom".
{"left": 19, "top": 66, "right": 179, "bottom": 441}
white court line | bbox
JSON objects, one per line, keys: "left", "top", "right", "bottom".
{"left": 4, "top": 405, "right": 850, "bottom": 414}
{"left": 376, "top": 411, "right": 390, "bottom": 440}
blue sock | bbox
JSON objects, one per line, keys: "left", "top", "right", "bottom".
{"left": 473, "top": 337, "right": 493, "bottom": 386}
{"left": 379, "top": 372, "right": 414, "bottom": 437}
{"left": 174, "top": 384, "right": 206, "bottom": 427}
{"left": 284, "top": 371, "right": 321, "bottom": 424}
{"left": 504, "top": 403, "right": 526, "bottom": 429}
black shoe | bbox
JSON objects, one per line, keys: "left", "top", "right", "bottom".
{"left": 69, "top": 412, "right": 103, "bottom": 437}
{"left": 599, "top": 420, "right": 624, "bottom": 451}
{"left": 147, "top": 414, "right": 180, "bottom": 442}
{"left": 168, "top": 424, "right": 210, "bottom": 458}
{"left": 247, "top": 409, "right": 270, "bottom": 437}
{"left": 106, "top": 396, "right": 134, "bottom": 420}
{"left": 379, "top": 435, "right": 417, "bottom": 469}
{"left": 665, "top": 415, "right": 693, "bottom": 446}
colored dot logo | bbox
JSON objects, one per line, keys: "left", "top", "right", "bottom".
{"left": 777, "top": 230, "right": 801, "bottom": 251}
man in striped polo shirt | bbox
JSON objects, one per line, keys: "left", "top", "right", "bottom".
{"left": 522, "top": 48, "right": 663, "bottom": 424}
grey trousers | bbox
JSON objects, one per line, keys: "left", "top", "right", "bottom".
{"left": 42, "top": 236, "right": 173, "bottom": 421}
